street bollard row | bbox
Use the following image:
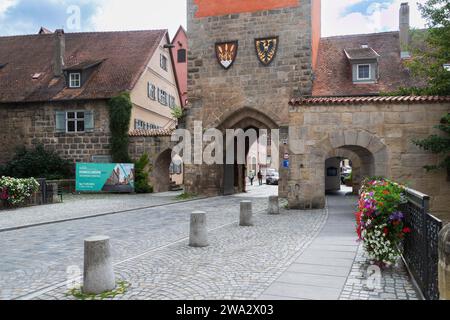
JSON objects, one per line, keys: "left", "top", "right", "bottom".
{"left": 82, "top": 196, "right": 280, "bottom": 295}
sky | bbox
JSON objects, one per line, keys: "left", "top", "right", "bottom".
{"left": 0, "top": 0, "right": 427, "bottom": 38}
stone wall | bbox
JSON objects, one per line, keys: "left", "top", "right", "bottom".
{"left": 0, "top": 100, "right": 111, "bottom": 165}
{"left": 128, "top": 135, "right": 175, "bottom": 192}
{"left": 184, "top": 0, "right": 315, "bottom": 195}
{"left": 288, "top": 102, "right": 450, "bottom": 214}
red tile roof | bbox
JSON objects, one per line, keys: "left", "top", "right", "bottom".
{"left": 129, "top": 129, "right": 174, "bottom": 137}
{"left": 289, "top": 96, "right": 450, "bottom": 106}
{"left": 0, "top": 30, "right": 167, "bottom": 103}
{"left": 312, "top": 31, "right": 424, "bottom": 97}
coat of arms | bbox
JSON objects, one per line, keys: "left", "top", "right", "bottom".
{"left": 255, "top": 37, "right": 279, "bottom": 66}
{"left": 215, "top": 41, "right": 238, "bottom": 70}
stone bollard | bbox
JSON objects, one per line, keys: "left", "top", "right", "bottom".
{"left": 83, "top": 236, "right": 116, "bottom": 295}
{"left": 189, "top": 211, "right": 209, "bottom": 248}
{"left": 268, "top": 196, "right": 280, "bottom": 215}
{"left": 439, "top": 224, "right": 450, "bottom": 300}
{"left": 240, "top": 201, "right": 254, "bottom": 227}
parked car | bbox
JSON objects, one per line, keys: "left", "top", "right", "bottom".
{"left": 266, "top": 171, "right": 280, "bottom": 185}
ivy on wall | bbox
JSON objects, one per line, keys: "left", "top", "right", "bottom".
{"left": 108, "top": 93, "right": 133, "bottom": 163}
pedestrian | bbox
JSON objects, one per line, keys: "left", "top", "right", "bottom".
{"left": 258, "top": 171, "right": 263, "bottom": 186}
{"left": 249, "top": 171, "right": 255, "bottom": 186}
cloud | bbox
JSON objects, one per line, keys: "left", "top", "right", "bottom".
{"left": 88, "top": 0, "right": 186, "bottom": 38}
{"left": 0, "top": 0, "right": 101, "bottom": 36}
{"left": 322, "top": 0, "right": 427, "bottom": 37}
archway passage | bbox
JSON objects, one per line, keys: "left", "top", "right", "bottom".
{"left": 152, "top": 149, "right": 183, "bottom": 193}
{"left": 289, "top": 130, "right": 388, "bottom": 209}
{"left": 217, "top": 108, "right": 280, "bottom": 196}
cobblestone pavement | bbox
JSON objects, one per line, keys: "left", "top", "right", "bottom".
{"left": 37, "top": 204, "right": 327, "bottom": 300}
{"left": 0, "top": 185, "right": 292, "bottom": 300}
{"left": 0, "top": 191, "right": 187, "bottom": 231}
{"left": 339, "top": 245, "right": 420, "bottom": 300}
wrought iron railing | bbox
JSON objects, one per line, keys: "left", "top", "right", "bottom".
{"left": 401, "top": 188, "right": 443, "bottom": 300}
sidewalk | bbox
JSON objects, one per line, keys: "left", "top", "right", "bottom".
{"left": 260, "top": 189, "right": 420, "bottom": 300}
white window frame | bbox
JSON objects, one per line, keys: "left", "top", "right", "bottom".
{"left": 148, "top": 83, "right": 156, "bottom": 100}
{"left": 160, "top": 54, "right": 168, "bottom": 71}
{"left": 69, "top": 72, "right": 81, "bottom": 88}
{"left": 66, "top": 111, "right": 85, "bottom": 133}
{"left": 357, "top": 64, "right": 371, "bottom": 81}
{"left": 159, "top": 89, "right": 168, "bottom": 106}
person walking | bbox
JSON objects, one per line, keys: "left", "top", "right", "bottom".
{"left": 249, "top": 171, "right": 255, "bottom": 186}
{"left": 258, "top": 170, "right": 263, "bottom": 186}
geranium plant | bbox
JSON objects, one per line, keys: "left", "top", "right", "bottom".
{"left": 356, "top": 178, "right": 411, "bottom": 266}
{"left": 0, "top": 176, "right": 40, "bottom": 207}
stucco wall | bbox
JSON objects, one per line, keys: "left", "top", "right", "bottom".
{"left": 130, "top": 36, "right": 180, "bottom": 130}
{"left": 288, "top": 102, "right": 450, "bottom": 214}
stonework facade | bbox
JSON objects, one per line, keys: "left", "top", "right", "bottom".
{"left": 0, "top": 100, "right": 111, "bottom": 164}
{"left": 184, "top": 0, "right": 317, "bottom": 196}
{"left": 287, "top": 100, "right": 450, "bottom": 213}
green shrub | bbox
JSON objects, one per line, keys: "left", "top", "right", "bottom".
{"left": 0, "top": 145, "right": 72, "bottom": 180}
{"left": 109, "top": 93, "right": 132, "bottom": 163}
{"left": 134, "top": 153, "right": 153, "bottom": 194}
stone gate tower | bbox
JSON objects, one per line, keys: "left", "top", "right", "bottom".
{"left": 184, "top": 0, "right": 321, "bottom": 196}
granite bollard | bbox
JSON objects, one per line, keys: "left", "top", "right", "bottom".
{"left": 268, "top": 196, "right": 280, "bottom": 215}
{"left": 240, "top": 201, "right": 254, "bottom": 227}
{"left": 83, "top": 236, "right": 116, "bottom": 295}
{"left": 189, "top": 211, "right": 209, "bottom": 247}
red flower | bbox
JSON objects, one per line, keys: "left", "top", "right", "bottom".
{"left": 383, "top": 227, "right": 389, "bottom": 236}
{"left": 402, "top": 227, "right": 412, "bottom": 234}
{"left": 383, "top": 190, "right": 390, "bottom": 195}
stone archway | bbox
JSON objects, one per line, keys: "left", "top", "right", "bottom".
{"left": 325, "top": 148, "right": 362, "bottom": 194}
{"left": 217, "top": 108, "right": 280, "bottom": 195}
{"left": 288, "top": 129, "right": 389, "bottom": 209}
{"left": 152, "top": 148, "right": 173, "bottom": 193}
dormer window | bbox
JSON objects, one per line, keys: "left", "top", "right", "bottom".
{"left": 69, "top": 72, "right": 81, "bottom": 88}
{"left": 344, "top": 47, "right": 380, "bottom": 84}
{"left": 357, "top": 64, "right": 371, "bottom": 80}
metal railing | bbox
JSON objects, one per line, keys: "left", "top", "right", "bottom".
{"left": 401, "top": 188, "right": 443, "bottom": 300}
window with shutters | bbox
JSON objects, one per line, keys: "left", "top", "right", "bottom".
{"left": 177, "top": 49, "right": 186, "bottom": 63}
{"left": 55, "top": 111, "right": 94, "bottom": 133}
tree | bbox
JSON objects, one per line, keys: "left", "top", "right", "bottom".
{"left": 413, "top": 113, "right": 450, "bottom": 179}
{"left": 134, "top": 153, "right": 153, "bottom": 193}
{"left": 392, "top": 0, "right": 450, "bottom": 95}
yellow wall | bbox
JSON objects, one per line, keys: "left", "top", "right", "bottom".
{"left": 130, "top": 35, "right": 181, "bottom": 130}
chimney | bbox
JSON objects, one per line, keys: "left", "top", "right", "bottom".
{"left": 399, "top": 2, "right": 410, "bottom": 59}
{"left": 53, "top": 29, "right": 65, "bottom": 77}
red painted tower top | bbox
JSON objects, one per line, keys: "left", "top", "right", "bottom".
{"left": 193, "top": 0, "right": 300, "bottom": 18}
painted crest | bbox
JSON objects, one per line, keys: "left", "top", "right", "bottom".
{"left": 215, "top": 41, "right": 238, "bottom": 70}
{"left": 255, "top": 37, "right": 279, "bottom": 66}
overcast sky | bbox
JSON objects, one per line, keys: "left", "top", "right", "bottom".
{"left": 0, "top": 0, "right": 427, "bottom": 38}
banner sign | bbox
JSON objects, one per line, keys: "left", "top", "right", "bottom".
{"left": 76, "top": 163, "right": 135, "bottom": 193}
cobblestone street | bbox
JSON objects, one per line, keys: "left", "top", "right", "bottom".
{"left": 0, "top": 185, "right": 421, "bottom": 300}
